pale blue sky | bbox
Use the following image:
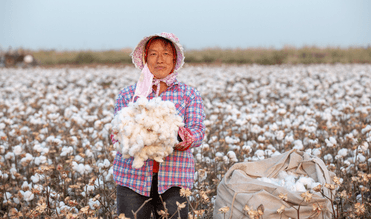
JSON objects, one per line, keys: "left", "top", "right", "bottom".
{"left": 1, "top": 0, "right": 370, "bottom": 50}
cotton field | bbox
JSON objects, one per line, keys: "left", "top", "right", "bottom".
{"left": 0, "top": 64, "right": 370, "bottom": 218}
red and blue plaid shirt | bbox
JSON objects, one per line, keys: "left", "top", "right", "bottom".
{"left": 112, "top": 80, "right": 205, "bottom": 197}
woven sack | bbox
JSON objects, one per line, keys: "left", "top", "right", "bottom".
{"left": 213, "top": 149, "right": 336, "bottom": 219}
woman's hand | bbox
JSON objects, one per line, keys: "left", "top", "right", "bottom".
{"left": 174, "top": 127, "right": 195, "bottom": 151}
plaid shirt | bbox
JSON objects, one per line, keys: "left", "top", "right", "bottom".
{"left": 113, "top": 80, "right": 205, "bottom": 197}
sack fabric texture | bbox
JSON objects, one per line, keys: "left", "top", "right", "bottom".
{"left": 213, "top": 149, "right": 336, "bottom": 219}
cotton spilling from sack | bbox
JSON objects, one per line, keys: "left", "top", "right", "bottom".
{"left": 111, "top": 97, "right": 184, "bottom": 168}
{"left": 257, "top": 170, "right": 320, "bottom": 193}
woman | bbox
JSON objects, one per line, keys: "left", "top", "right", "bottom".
{"left": 112, "top": 32, "right": 205, "bottom": 218}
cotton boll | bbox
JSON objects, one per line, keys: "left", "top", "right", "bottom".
{"left": 242, "top": 145, "right": 251, "bottom": 154}
{"left": 31, "top": 173, "right": 44, "bottom": 183}
{"left": 132, "top": 157, "right": 145, "bottom": 169}
{"left": 361, "top": 125, "right": 371, "bottom": 134}
{"left": 251, "top": 124, "right": 262, "bottom": 134}
{"left": 215, "top": 152, "right": 224, "bottom": 158}
{"left": 21, "top": 181, "right": 32, "bottom": 191}
{"left": 285, "top": 135, "right": 294, "bottom": 144}
{"left": 278, "top": 171, "right": 289, "bottom": 180}
{"left": 136, "top": 97, "right": 148, "bottom": 107}
{"left": 356, "top": 154, "right": 366, "bottom": 162}
{"left": 34, "top": 157, "right": 41, "bottom": 165}
{"left": 297, "top": 176, "right": 315, "bottom": 189}
{"left": 60, "top": 146, "right": 74, "bottom": 156}
{"left": 359, "top": 142, "right": 369, "bottom": 152}
{"left": 121, "top": 146, "right": 130, "bottom": 159}
{"left": 143, "top": 131, "right": 157, "bottom": 146}
{"left": 128, "top": 125, "right": 141, "bottom": 144}
{"left": 142, "top": 117, "right": 156, "bottom": 130}
{"left": 0, "top": 145, "right": 5, "bottom": 154}
{"left": 312, "top": 148, "right": 321, "bottom": 157}
{"left": 9, "top": 165, "right": 17, "bottom": 179}
{"left": 70, "top": 136, "right": 78, "bottom": 146}
{"left": 337, "top": 148, "right": 348, "bottom": 157}
{"left": 94, "top": 141, "right": 103, "bottom": 151}
{"left": 325, "top": 137, "right": 337, "bottom": 147}
{"left": 128, "top": 143, "right": 144, "bottom": 157}
{"left": 324, "top": 154, "right": 333, "bottom": 162}
{"left": 295, "top": 182, "right": 307, "bottom": 192}
{"left": 85, "top": 149, "right": 94, "bottom": 158}
{"left": 140, "top": 145, "right": 169, "bottom": 164}
{"left": 173, "top": 116, "right": 184, "bottom": 127}
{"left": 121, "top": 123, "right": 133, "bottom": 136}
{"left": 270, "top": 123, "right": 278, "bottom": 131}
{"left": 257, "top": 135, "right": 266, "bottom": 142}
{"left": 20, "top": 153, "right": 33, "bottom": 164}
{"left": 13, "top": 197, "right": 20, "bottom": 204}
{"left": 271, "top": 151, "right": 281, "bottom": 157}
{"left": 74, "top": 155, "right": 84, "bottom": 163}
{"left": 5, "top": 152, "right": 15, "bottom": 161}
{"left": 196, "top": 153, "right": 203, "bottom": 162}
{"left": 94, "top": 120, "right": 103, "bottom": 130}
{"left": 134, "top": 110, "right": 147, "bottom": 125}
{"left": 227, "top": 151, "right": 238, "bottom": 162}
{"left": 293, "top": 140, "right": 304, "bottom": 150}
{"left": 105, "top": 167, "right": 114, "bottom": 181}
{"left": 344, "top": 160, "right": 351, "bottom": 167}
{"left": 254, "top": 149, "right": 264, "bottom": 157}
{"left": 3, "top": 192, "right": 12, "bottom": 204}
{"left": 223, "top": 156, "right": 229, "bottom": 164}
{"left": 42, "top": 147, "right": 49, "bottom": 155}
{"left": 88, "top": 198, "right": 100, "bottom": 210}
{"left": 0, "top": 171, "right": 8, "bottom": 180}
{"left": 151, "top": 122, "right": 160, "bottom": 132}
{"left": 146, "top": 100, "right": 157, "bottom": 111}
{"left": 23, "top": 190, "right": 35, "bottom": 202}
{"left": 81, "top": 185, "right": 95, "bottom": 196}
{"left": 152, "top": 154, "right": 165, "bottom": 163}
{"left": 275, "top": 130, "right": 285, "bottom": 141}
{"left": 13, "top": 145, "right": 23, "bottom": 155}
{"left": 136, "top": 148, "right": 150, "bottom": 161}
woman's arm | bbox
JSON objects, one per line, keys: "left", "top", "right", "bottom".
{"left": 174, "top": 89, "right": 205, "bottom": 151}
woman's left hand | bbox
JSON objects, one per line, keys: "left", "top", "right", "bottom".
{"left": 174, "top": 127, "right": 195, "bottom": 151}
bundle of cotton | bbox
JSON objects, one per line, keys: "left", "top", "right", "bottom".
{"left": 257, "top": 170, "right": 320, "bottom": 193}
{"left": 111, "top": 97, "right": 184, "bottom": 168}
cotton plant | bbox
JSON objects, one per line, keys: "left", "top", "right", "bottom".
{"left": 1, "top": 64, "right": 371, "bottom": 217}
{"left": 111, "top": 97, "right": 184, "bottom": 168}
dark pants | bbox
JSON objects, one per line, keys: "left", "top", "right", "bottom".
{"left": 117, "top": 173, "right": 188, "bottom": 219}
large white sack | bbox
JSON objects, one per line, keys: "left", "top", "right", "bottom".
{"left": 214, "top": 149, "right": 336, "bottom": 219}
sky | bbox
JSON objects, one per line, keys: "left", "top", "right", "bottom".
{"left": 1, "top": 0, "right": 370, "bottom": 51}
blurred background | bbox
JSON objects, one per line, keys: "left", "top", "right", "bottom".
{"left": 1, "top": 0, "right": 371, "bottom": 67}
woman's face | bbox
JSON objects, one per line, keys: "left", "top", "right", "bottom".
{"left": 146, "top": 40, "right": 175, "bottom": 79}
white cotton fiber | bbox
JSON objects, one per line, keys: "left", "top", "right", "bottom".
{"left": 257, "top": 170, "right": 319, "bottom": 193}
{"left": 111, "top": 97, "right": 184, "bottom": 168}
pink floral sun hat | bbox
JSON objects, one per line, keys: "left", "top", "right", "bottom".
{"left": 131, "top": 32, "right": 185, "bottom": 71}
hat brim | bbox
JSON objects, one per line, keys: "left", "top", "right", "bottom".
{"left": 131, "top": 33, "right": 185, "bottom": 71}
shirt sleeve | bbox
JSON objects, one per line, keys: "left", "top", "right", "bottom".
{"left": 114, "top": 90, "right": 129, "bottom": 116}
{"left": 182, "top": 89, "right": 206, "bottom": 148}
